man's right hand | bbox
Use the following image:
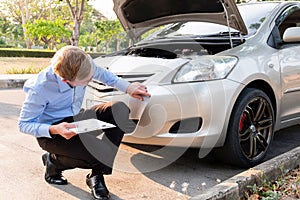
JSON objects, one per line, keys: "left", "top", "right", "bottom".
{"left": 126, "top": 82, "right": 151, "bottom": 101}
{"left": 49, "top": 122, "right": 77, "bottom": 140}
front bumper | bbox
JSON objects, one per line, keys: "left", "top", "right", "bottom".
{"left": 84, "top": 79, "right": 242, "bottom": 148}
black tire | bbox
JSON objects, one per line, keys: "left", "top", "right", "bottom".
{"left": 214, "top": 88, "right": 275, "bottom": 168}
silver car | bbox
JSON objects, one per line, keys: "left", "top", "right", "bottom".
{"left": 84, "top": 0, "right": 300, "bottom": 168}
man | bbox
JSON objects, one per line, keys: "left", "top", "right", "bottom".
{"left": 18, "top": 45, "right": 150, "bottom": 200}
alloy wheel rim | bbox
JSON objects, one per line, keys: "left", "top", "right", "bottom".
{"left": 238, "top": 97, "right": 273, "bottom": 161}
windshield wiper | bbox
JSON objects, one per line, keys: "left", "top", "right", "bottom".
{"left": 201, "top": 31, "right": 242, "bottom": 37}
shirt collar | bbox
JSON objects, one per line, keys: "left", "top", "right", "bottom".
{"left": 58, "top": 78, "right": 73, "bottom": 92}
{"left": 50, "top": 66, "right": 73, "bottom": 92}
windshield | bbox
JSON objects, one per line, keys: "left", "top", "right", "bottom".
{"left": 239, "top": 2, "right": 279, "bottom": 35}
{"left": 143, "top": 2, "right": 279, "bottom": 40}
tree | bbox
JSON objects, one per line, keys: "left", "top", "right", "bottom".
{"left": 95, "top": 20, "right": 129, "bottom": 52}
{"left": 50, "top": 1, "right": 102, "bottom": 47}
{"left": 25, "top": 18, "right": 71, "bottom": 50}
{"left": 0, "top": 0, "right": 104, "bottom": 49}
{"left": 61, "top": 0, "right": 87, "bottom": 46}
{"left": 78, "top": 4, "right": 106, "bottom": 50}
{"left": 0, "top": 0, "right": 58, "bottom": 48}
{"left": 0, "top": 12, "right": 24, "bottom": 47}
{"left": 12, "top": 0, "right": 31, "bottom": 48}
{"left": 0, "top": 0, "right": 98, "bottom": 48}
{"left": 0, "top": 16, "right": 11, "bottom": 44}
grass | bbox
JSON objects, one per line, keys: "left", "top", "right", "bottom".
{"left": 245, "top": 165, "right": 300, "bottom": 199}
{"left": 0, "top": 57, "right": 51, "bottom": 74}
{"left": 6, "top": 65, "right": 45, "bottom": 74}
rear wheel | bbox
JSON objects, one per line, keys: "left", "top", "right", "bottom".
{"left": 214, "top": 88, "right": 274, "bottom": 168}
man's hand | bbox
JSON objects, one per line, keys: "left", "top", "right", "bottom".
{"left": 126, "top": 82, "right": 151, "bottom": 101}
{"left": 49, "top": 122, "right": 77, "bottom": 140}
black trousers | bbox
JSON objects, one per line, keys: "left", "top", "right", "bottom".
{"left": 37, "top": 102, "right": 135, "bottom": 175}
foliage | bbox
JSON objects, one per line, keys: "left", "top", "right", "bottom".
{"left": 0, "top": 0, "right": 54, "bottom": 48}
{"left": 0, "top": 0, "right": 98, "bottom": 49}
{"left": 94, "top": 19, "right": 129, "bottom": 53}
{"left": 6, "top": 66, "right": 45, "bottom": 74}
{"left": 0, "top": 38, "right": 5, "bottom": 45}
{"left": 0, "top": 15, "right": 24, "bottom": 47}
{"left": 0, "top": 48, "right": 55, "bottom": 57}
{"left": 245, "top": 166, "right": 300, "bottom": 199}
{"left": 24, "top": 18, "right": 72, "bottom": 50}
{"left": 59, "top": 0, "right": 91, "bottom": 46}
{"left": 78, "top": 32, "right": 98, "bottom": 50}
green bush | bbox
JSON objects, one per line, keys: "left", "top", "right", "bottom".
{"left": 0, "top": 38, "right": 5, "bottom": 45}
{"left": 0, "top": 48, "right": 104, "bottom": 58}
{"left": 0, "top": 48, "right": 55, "bottom": 57}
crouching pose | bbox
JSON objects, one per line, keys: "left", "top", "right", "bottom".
{"left": 18, "top": 46, "right": 150, "bottom": 199}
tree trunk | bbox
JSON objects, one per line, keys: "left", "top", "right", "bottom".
{"left": 18, "top": 0, "right": 32, "bottom": 48}
{"left": 66, "top": 0, "right": 85, "bottom": 47}
{"left": 116, "top": 39, "right": 121, "bottom": 51}
{"left": 71, "top": 19, "right": 81, "bottom": 46}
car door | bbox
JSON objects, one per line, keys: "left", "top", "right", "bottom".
{"left": 276, "top": 5, "right": 300, "bottom": 125}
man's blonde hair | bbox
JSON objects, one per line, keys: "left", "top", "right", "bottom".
{"left": 51, "top": 45, "right": 92, "bottom": 81}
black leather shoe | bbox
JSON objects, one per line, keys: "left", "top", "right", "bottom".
{"left": 86, "top": 174, "right": 110, "bottom": 200}
{"left": 42, "top": 153, "right": 68, "bottom": 185}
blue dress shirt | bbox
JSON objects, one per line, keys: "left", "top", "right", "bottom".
{"left": 18, "top": 58, "right": 130, "bottom": 138}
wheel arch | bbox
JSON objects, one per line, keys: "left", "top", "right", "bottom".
{"left": 217, "top": 79, "right": 277, "bottom": 147}
{"left": 245, "top": 80, "right": 277, "bottom": 121}
{"left": 213, "top": 82, "right": 276, "bottom": 168}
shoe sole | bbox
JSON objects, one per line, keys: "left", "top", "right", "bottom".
{"left": 42, "top": 153, "right": 47, "bottom": 166}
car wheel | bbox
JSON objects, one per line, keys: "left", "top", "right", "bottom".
{"left": 214, "top": 88, "right": 274, "bottom": 168}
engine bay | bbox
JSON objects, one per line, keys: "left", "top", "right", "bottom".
{"left": 125, "top": 37, "right": 245, "bottom": 59}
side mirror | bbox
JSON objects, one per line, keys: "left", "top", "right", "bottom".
{"left": 283, "top": 27, "right": 300, "bottom": 43}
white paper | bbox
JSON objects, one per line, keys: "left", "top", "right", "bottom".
{"left": 69, "top": 118, "right": 116, "bottom": 134}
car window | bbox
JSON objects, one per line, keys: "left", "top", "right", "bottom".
{"left": 146, "top": 22, "right": 238, "bottom": 39}
{"left": 267, "top": 5, "right": 300, "bottom": 49}
{"left": 277, "top": 6, "right": 300, "bottom": 39}
{"left": 238, "top": 3, "right": 278, "bottom": 35}
{"left": 142, "top": 2, "right": 278, "bottom": 41}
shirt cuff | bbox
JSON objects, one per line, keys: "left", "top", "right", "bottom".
{"left": 38, "top": 124, "right": 52, "bottom": 138}
{"left": 115, "top": 78, "right": 131, "bottom": 93}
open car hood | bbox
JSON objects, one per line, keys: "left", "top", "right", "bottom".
{"left": 113, "top": 0, "right": 248, "bottom": 39}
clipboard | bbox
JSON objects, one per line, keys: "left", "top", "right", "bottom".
{"left": 69, "top": 118, "right": 116, "bottom": 134}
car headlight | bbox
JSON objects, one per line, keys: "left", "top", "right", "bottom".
{"left": 173, "top": 56, "right": 238, "bottom": 83}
